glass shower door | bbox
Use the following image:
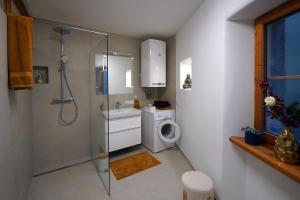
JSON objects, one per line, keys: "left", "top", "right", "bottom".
{"left": 89, "top": 35, "right": 110, "bottom": 193}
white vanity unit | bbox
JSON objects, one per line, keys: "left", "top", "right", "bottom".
{"left": 102, "top": 108, "right": 141, "bottom": 152}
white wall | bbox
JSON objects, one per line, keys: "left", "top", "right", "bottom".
{"left": 176, "top": 0, "right": 300, "bottom": 199}
{"left": 221, "top": 19, "right": 254, "bottom": 200}
{"left": 176, "top": 1, "right": 230, "bottom": 195}
{"left": 0, "top": 8, "right": 33, "bottom": 200}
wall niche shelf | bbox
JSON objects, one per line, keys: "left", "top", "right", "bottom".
{"left": 33, "top": 66, "right": 49, "bottom": 84}
{"left": 180, "top": 57, "right": 192, "bottom": 90}
{"left": 229, "top": 136, "right": 300, "bottom": 184}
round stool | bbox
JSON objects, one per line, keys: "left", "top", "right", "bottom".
{"left": 181, "top": 171, "right": 214, "bottom": 200}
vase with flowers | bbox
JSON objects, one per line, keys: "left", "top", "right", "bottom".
{"left": 260, "top": 81, "right": 300, "bottom": 164}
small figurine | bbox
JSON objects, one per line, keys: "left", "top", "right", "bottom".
{"left": 183, "top": 74, "right": 192, "bottom": 89}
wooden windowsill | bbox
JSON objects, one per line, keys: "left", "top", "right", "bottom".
{"left": 229, "top": 136, "right": 300, "bottom": 184}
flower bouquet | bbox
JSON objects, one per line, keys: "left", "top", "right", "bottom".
{"left": 260, "top": 81, "right": 300, "bottom": 164}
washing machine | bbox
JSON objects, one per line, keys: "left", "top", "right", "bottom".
{"left": 142, "top": 109, "right": 180, "bottom": 153}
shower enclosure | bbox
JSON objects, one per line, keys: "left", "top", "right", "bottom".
{"left": 32, "top": 19, "right": 110, "bottom": 193}
{"left": 89, "top": 35, "right": 110, "bottom": 193}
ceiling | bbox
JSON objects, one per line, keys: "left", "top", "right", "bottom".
{"left": 24, "top": 0, "right": 204, "bottom": 38}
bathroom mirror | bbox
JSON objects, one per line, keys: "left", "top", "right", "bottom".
{"left": 95, "top": 54, "right": 134, "bottom": 95}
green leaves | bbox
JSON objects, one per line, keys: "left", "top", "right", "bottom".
{"left": 286, "top": 102, "right": 300, "bottom": 120}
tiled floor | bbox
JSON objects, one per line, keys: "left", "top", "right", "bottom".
{"left": 110, "top": 146, "right": 193, "bottom": 200}
{"left": 27, "top": 162, "right": 111, "bottom": 200}
{"left": 27, "top": 146, "right": 193, "bottom": 200}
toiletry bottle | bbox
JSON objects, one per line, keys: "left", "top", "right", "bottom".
{"left": 133, "top": 96, "right": 141, "bottom": 109}
{"left": 100, "top": 102, "right": 106, "bottom": 111}
{"left": 36, "top": 74, "right": 44, "bottom": 84}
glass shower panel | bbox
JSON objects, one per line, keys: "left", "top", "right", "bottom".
{"left": 89, "top": 36, "right": 110, "bottom": 193}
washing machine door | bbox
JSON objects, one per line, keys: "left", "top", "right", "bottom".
{"left": 158, "top": 120, "right": 180, "bottom": 144}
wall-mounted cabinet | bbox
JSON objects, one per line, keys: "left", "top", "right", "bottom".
{"left": 95, "top": 54, "right": 133, "bottom": 95}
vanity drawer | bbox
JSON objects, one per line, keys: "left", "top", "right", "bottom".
{"left": 109, "top": 128, "right": 141, "bottom": 152}
{"left": 107, "top": 116, "right": 141, "bottom": 133}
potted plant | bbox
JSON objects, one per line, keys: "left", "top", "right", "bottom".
{"left": 260, "top": 81, "right": 300, "bottom": 164}
{"left": 242, "top": 127, "right": 263, "bottom": 146}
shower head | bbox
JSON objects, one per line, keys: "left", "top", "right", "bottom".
{"left": 53, "top": 26, "right": 71, "bottom": 35}
{"left": 61, "top": 55, "right": 69, "bottom": 64}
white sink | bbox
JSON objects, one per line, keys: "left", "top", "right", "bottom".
{"left": 102, "top": 108, "right": 141, "bottom": 120}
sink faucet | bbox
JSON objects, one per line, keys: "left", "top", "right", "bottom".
{"left": 116, "top": 101, "right": 121, "bottom": 111}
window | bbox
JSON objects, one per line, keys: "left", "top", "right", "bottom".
{"left": 126, "top": 69, "right": 132, "bottom": 88}
{"left": 255, "top": 0, "right": 300, "bottom": 143}
{"left": 266, "top": 11, "right": 300, "bottom": 142}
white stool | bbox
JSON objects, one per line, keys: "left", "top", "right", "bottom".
{"left": 181, "top": 171, "right": 214, "bottom": 200}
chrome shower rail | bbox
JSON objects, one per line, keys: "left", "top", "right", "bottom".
{"left": 34, "top": 17, "right": 108, "bottom": 36}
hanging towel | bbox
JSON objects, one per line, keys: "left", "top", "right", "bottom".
{"left": 7, "top": 14, "right": 33, "bottom": 90}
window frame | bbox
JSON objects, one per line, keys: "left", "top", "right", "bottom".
{"left": 254, "top": 0, "right": 300, "bottom": 144}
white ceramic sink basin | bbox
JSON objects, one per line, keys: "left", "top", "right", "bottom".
{"left": 102, "top": 108, "right": 141, "bottom": 120}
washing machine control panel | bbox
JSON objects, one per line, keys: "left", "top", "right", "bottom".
{"left": 154, "top": 110, "right": 174, "bottom": 121}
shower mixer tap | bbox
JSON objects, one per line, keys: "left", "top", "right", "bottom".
{"left": 51, "top": 26, "right": 78, "bottom": 126}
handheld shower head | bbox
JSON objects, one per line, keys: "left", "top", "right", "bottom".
{"left": 61, "top": 55, "right": 69, "bottom": 64}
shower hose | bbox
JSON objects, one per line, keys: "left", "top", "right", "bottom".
{"left": 59, "top": 65, "right": 78, "bottom": 126}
